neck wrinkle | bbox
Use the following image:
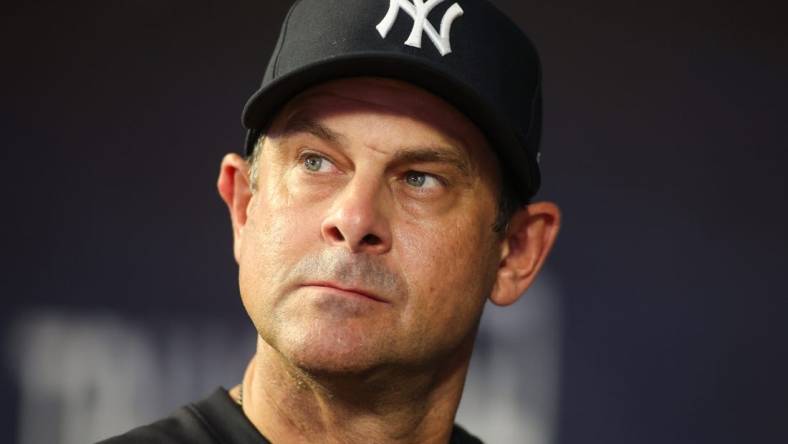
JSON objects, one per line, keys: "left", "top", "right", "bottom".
{"left": 241, "top": 334, "right": 475, "bottom": 444}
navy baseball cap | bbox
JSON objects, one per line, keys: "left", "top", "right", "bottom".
{"left": 242, "top": 0, "right": 543, "bottom": 199}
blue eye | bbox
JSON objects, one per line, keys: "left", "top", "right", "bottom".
{"left": 406, "top": 172, "right": 427, "bottom": 187}
{"left": 405, "top": 171, "right": 441, "bottom": 189}
{"left": 303, "top": 155, "right": 324, "bottom": 172}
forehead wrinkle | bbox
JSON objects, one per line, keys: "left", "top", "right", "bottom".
{"left": 287, "top": 97, "right": 479, "bottom": 162}
{"left": 272, "top": 81, "right": 495, "bottom": 180}
{"left": 277, "top": 111, "right": 347, "bottom": 145}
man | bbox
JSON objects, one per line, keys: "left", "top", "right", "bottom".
{"left": 101, "top": 0, "right": 559, "bottom": 442}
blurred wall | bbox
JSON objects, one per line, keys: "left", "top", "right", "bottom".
{"left": 2, "top": 1, "right": 786, "bottom": 443}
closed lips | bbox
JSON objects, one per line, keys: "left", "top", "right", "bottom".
{"left": 301, "top": 282, "right": 388, "bottom": 303}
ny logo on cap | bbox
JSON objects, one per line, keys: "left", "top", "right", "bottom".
{"left": 376, "top": 0, "right": 464, "bottom": 56}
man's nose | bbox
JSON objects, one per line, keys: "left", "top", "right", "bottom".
{"left": 320, "top": 176, "right": 392, "bottom": 255}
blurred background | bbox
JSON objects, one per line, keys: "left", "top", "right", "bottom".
{"left": 2, "top": 0, "right": 786, "bottom": 443}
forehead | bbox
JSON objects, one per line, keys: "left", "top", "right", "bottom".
{"left": 268, "top": 77, "right": 500, "bottom": 173}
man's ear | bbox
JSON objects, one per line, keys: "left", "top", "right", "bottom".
{"left": 217, "top": 153, "right": 253, "bottom": 263}
{"left": 489, "top": 202, "right": 561, "bottom": 306}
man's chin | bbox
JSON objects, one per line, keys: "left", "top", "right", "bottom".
{"left": 269, "top": 324, "right": 394, "bottom": 375}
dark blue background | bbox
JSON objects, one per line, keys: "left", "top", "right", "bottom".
{"left": 2, "top": 1, "right": 786, "bottom": 442}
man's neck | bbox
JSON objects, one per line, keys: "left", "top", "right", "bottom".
{"left": 237, "top": 336, "right": 473, "bottom": 444}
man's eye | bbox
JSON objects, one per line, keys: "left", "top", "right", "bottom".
{"left": 404, "top": 171, "right": 441, "bottom": 189}
{"left": 302, "top": 154, "right": 333, "bottom": 172}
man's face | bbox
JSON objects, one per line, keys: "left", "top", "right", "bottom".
{"left": 237, "top": 77, "right": 505, "bottom": 374}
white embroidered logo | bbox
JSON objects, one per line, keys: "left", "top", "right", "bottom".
{"left": 376, "top": 0, "right": 464, "bottom": 56}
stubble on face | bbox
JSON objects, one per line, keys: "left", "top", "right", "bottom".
{"left": 237, "top": 77, "right": 504, "bottom": 377}
{"left": 271, "top": 247, "right": 409, "bottom": 368}
{"left": 239, "top": 213, "right": 415, "bottom": 374}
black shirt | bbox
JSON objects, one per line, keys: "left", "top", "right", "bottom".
{"left": 98, "top": 388, "right": 483, "bottom": 443}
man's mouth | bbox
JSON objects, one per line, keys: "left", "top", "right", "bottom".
{"left": 300, "top": 281, "right": 388, "bottom": 303}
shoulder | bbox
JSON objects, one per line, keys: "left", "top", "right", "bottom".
{"left": 451, "top": 423, "right": 485, "bottom": 444}
{"left": 96, "top": 404, "right": 217, "bottom": 444}
{"left": 96, "top": 388, "right": 268, "bottom": 444}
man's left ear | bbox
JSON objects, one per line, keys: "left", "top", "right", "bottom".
{"left": 489, "top": 202, "right": 561, "bottom": 306}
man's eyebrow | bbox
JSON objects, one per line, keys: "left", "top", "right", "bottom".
{"left": 391, "top": 147, "right": 472, "bottom": 176}
{"left": 279, "top": 114, "right": 345, "bottom": 144}
{"left": 279, "top": 114, "right": 471, "bottom": 175}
